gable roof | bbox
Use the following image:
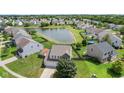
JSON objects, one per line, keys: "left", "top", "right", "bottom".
{"left": 50, "top": 45, "right": 72, "bottom": 56}
{"left": 109, "top": 34, "right": 122, "bottom": 41}
{"left": 88, "top": 42, "right": 114, "bottom": 53}
{"left": 97, "top": 42, "right": 114, "bottom": 53}
{"left": 16, "top": 37, "right": 31, "bottom": 48}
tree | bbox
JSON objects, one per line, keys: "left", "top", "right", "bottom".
{"left": 119, "top": 26, "right": 124, "bottom": 35}
{"left": 56, "top": 58, "right": 77, "bottom": 78}
{"left": 110, "top": 61, "right": 123, "bottom": 75}
{"left": 82, "top": 39, "right": 87, "bottom": 46}
{"left": 6, "top": 22, "right": 13, "bottom": 26}
{"left": 76, "top": 43, "right": 81, "bottom": 50}
{"left": 40, "top": 22, "right": 49, "bottom": 27}
{"left": 24, "top": 22, "right": 31, "bottom": 27}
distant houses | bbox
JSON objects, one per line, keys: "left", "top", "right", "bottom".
{"left": 4, "top": 26, "right": 43, "bottom": 58}
{"left": 44, "top": 44, "right": 72, "bottom": 68}
{"left": 87, "top": 42, "right": 117, "bottom": 63}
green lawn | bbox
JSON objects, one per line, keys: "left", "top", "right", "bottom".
{"left": 65, "top": 26, "right": 84, "bottom": 43}
{"left": 116, "top": 49, "right": 124, "bottom": 58}
{"left": 1, "top": 46, "right": 17, "bottom": 60}
{"left": 0, "top": 67, "right": 15, "bottom": 78}
{"left": 72, "top": 44, "right": 87, "bottom": 58}
{"left": 74, "top": 60, "right": 113, "bottom": 78}
{"left": 6, "top": 53, "right": 44, "bottom": 78}
{"left": 32, "top": 33, "right": 54, "bottom": 48}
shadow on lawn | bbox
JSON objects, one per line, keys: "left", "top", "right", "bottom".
{"left": 85, "top": 58, "right": 100, "bottom": 65}
{"left": 107, "top": 68, "right": 122, "bottom": 78}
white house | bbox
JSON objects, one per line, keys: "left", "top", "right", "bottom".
{"left": 16, "top": 37, "right": 43, "bottom": 58}
{"left": 107, "top": 34, "right": 122, "bottom": 48}
{"left": 87, "top": 42, "right": 117, "bottom": 63}
{"left": 97, "top": 29, "right": 122, "bottom": 48}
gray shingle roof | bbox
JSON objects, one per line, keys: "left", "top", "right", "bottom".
{"left": 97, "top": 42, "right": 114, "bottom": 53}
{"left": 50, "top": 45, "right": 72, "bottom": 56}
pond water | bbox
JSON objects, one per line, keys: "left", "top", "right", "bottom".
{"left": 26, "top": 28, "right": 74, "bottom": 44}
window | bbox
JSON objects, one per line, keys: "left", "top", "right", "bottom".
{"left": 104, "top": 53, "right": 107, "bottom": 56}
{"left": 116, "top": 41, "right": 117, "bottom": 43}
{"left": 108, "top": 52, "right": 110, "bottom": 54}
{"left": 91, "top": 48, "right": 93, "bottom": 52}
{"left": 111, "top": 51, "right": 113, "bottom": 54}
{"left": 52, "top": 56, "right": 53, "bottom": 59}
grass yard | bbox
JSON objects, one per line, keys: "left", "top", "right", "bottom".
{"left": 116, "top": 49, "right": 124, "bottom": 58}
{"left": 72, "top": 44, "right": 87, "bottom": 58}
{"left": 74, "top": 60, "right": 113, "bottom": 78}
{"left": 1, "top": 46, "right": 17, "bottom": 60}
{"left": 0, "top": 67, "right": 15, "bottom": 78}
{"left": 65, "top": 26, "right": 84, "bottom": 43}
{"left": 31, "top": 33, "right": 54, "bottom": 48}
{"left": 6, "top": 53, "right": 44, "bottom": 78}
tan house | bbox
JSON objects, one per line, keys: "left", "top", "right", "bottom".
{"left": 87, "top": 42, "right": 117, "bottom": 63}
{"left": 44, "top": 45, "right": 72, "bottom": 68}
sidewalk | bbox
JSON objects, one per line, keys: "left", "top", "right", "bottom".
{"left": 2, "top": 65, "right": 26, "bottom": 78}
{"left": 0, "top": 56, "right": 18, "bottom": 66}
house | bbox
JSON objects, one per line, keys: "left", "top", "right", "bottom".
{"left": 51, "top": 18, "right": 58, "bottom": 25}
{"left": 16, "top": 37, "right": 43, "bottom": 58}
{"left": 108, "top": 24, "right": 123, "bottom": 30}
{"left": 13, "top": 29, "right": 32, "bottom": 39}
{"left": 97, "top": 29, "right": 122, "bottom": 48}
{"left": 97, "top": 30, "right": 111, "bottom": 41}
{"left": 4, "top": 27, "right": 19, "bottom": 36}
{"left": 107, "top": 34, "right": 122, "bottom": 48}
{"left": 44, "top": 45, "right": 72, "bottom": 68}
{"left": 87, "top": 42, "right": 117, "bottom": 63}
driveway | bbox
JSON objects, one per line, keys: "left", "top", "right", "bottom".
{"left": 40, "top": 68, "right": 56, "bottom": 78}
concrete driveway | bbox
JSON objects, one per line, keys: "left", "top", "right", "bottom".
{"left": 40, "top": 68, "right": 56, "bottom": 78}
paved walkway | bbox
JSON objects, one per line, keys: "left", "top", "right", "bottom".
{"left": 0, "top": 56, "right": 18, "bottom": 66}
{"left": 2, "top": 65, "right": 26, "bottom": 78}
{"left": 40, "top": 68, "right": 56, "bottom": 78}
{"left": 0, "top": 56, "right": 26, "bottom": 78}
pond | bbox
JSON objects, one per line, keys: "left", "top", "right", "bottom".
{"left": 26, "top": 28, "right": 74, "bottom": 44}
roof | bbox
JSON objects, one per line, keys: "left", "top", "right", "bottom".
{"left": 109, "top": 34, "right": 122, "bottom": 41}
{"left": 49, "top": 45, "right": 72, "bottom": 56}
{"left": 16, "top": 37, "right": 31, "bottom": 48}
{"left": 14, "top": 30, "right": 31, "bottom": 39}
{"left": 96, "top": 42, "right": 114, "bottom": 53}
{"left": 86, "top": 27, "right": 104, "bottom": 35}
